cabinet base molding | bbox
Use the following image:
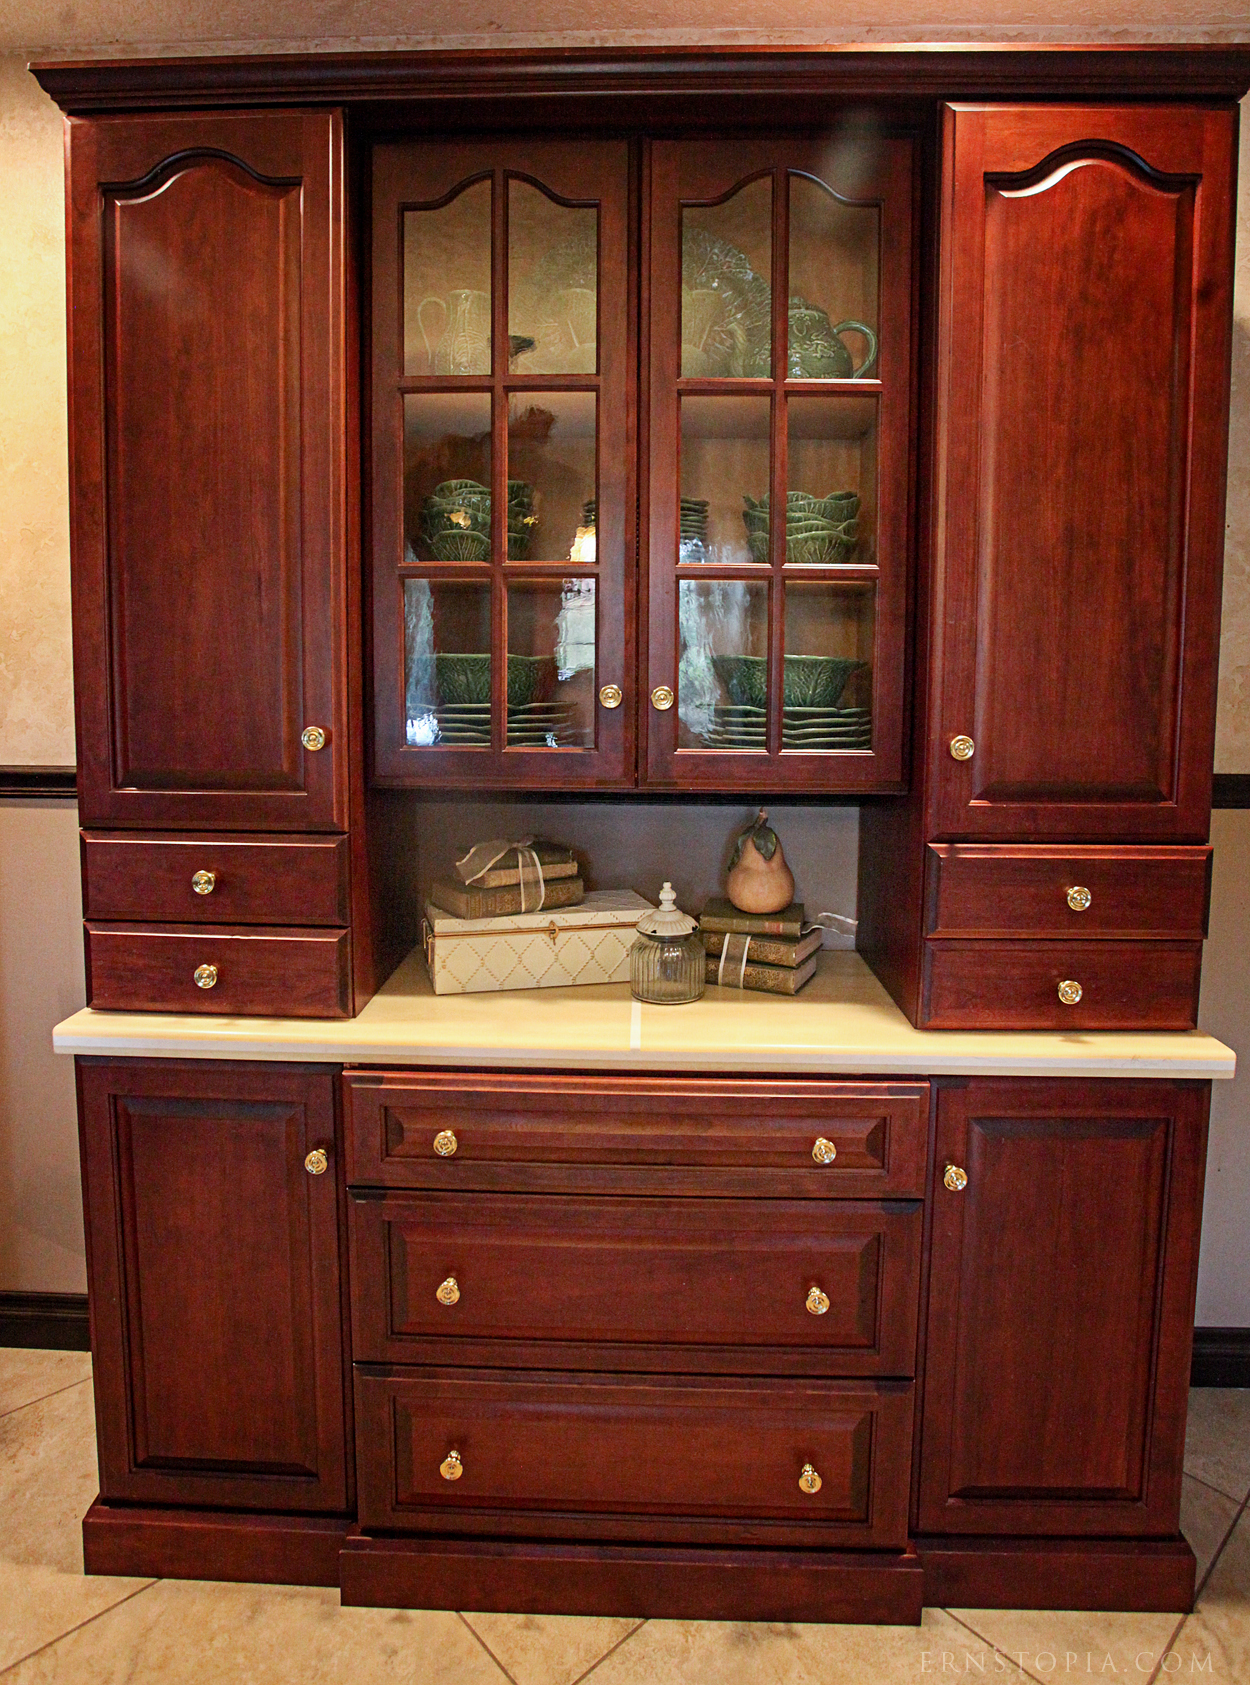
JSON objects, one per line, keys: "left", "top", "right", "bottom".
{"left": 82, "top": 1500, "right": 348, "bottom": 1588}
{"left": 339, "top": 1531, "right": 925, "bottom": 1624}
{"left": 914, "top": 1536, "right": 1196, "bottom": 1613}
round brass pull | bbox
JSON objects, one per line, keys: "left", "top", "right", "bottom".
{"left": 806, "top": 1287, "right": 830, "bottom": 1317}
{"left": 811, "top": 1137, "right": 837, "bottom": 1166}
{"left": 191, "top": 870, "right": 216, "bottom": 896}
{"left": 1066, "top": 886, "right": 1092, "bottom": 913}
{"left": 301, "top": 726, "right": 327, "bottom": 751}
{"left": 799, "top": 1463, "right": 822, "bottom": 1494}
{"left": 1058, "top": 979, "right": 1083, "bottom": 1005}
{"left": 650, "top": 685, "right": 675, "bottom": 711}
{"left": 599, "top": 684, "right": 623, "bottom": 709}
{"left": 433, "top": 1129, "right": 458, "bottom": 1158}
{"left": 943, "top": 1164, "right": 968, "bottom": 1193}
{"left": 949, "top": 734, "right": 975, "bottom": 761}
{"left": 440, "top": 1450, "right": 463, "bottom": 1482}
{"left": 304, "top": 1148, "right": 329, "bottom": 1176}
{"left": 193, "top": 964, "right": 218, "bottom": 989}
{"left": 436, "top": 1276, "right": 460, "bottom": 1306}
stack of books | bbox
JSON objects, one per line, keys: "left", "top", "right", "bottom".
{"left": 699, "top": 898, "right": 822, "bottom": 996}
{"left": 428, "top": 840, "right": 583, "bottom": 919}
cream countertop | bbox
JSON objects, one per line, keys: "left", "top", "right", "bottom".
{"left": 52, "top": 949, "right": 1236, "bottom": 1079}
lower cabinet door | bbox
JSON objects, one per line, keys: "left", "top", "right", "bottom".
{"left": 78, "top": 1059, "right": 351, "bottom": 1512}
{"left": 355, "top": 1368, "right": 914, "bottom": 1549}
{"left": 916, "top": 1078, "right": 1209, "bottom": 1537}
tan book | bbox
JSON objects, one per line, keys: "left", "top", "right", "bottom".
{"left": 698, "top": 897, "right": 806, "bottom": 940}
{"left": 457, "top": 840, "right": 579, "bottom": 890}
{"left": 428, "top": 875, "right": 584, "bottom": 920}
{"left": 705, "top": 952, "right": 818, "bottom": 995}
{"left": 702, "top": 927, "right": 822, "bottom": 969}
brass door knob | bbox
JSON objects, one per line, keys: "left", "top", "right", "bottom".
{"left": 304, "top": 1148, "right": 329, "bottom": 1176}
{"left": 599, "top": 684, "right": 623, "bottom": 709}
{"left": 811, "top": 1137, "right": 837, "bottom": 1165}
{"left": 1058, "top": 979, "right": 1083, "bottom": 1005}
{"left": 650, "top": 685, "right": 674, "bottom": 711}
{"left": 193, "top": 964, "right": 218, "bottom": 989}
{"left": 806, "top": 1287, "right": 830, "bottom": 1316}
{"left": 191, "top": 870, "right": 216, "bottom": 895}
{"left": 943, "top": 1164, "right": 968, "bottom": 1192}
{"left": 433, "top": 1129, "right": 458, "bottom": 1157}
{"left": 949, "top": 734, "right": 975, "bottom": 761}
{"left": 439, "top": 1450, "right": 463, "bottom": 1481}
{"left": 1066, "top": 886, "right": 1092, "bottom": 912}
{"left": 436, "top": 1276, "right": 460, "bottom": 1306}
{"left": 799, "top": 1463, "right": 822, "bottom": 1494}
{"left": 301, "top": 726, "right": 326, "bottom": 751}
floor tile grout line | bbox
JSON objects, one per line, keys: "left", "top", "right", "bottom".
{"left": 942, "top": 1609, "right": 1043, "bottom": 1681}
{"left": 0, "top": 1579, "right": 160, "bottom": 1679}
{"left": 1142, "top": 1611, "right": 1188, "bottom": 1685}
{"left": 569, "top": 1618, "right": 648, "bottom": 1685}
{"left": 456, "top": 1611, "right": 521, "bottom": 1685}
{"left": 1183, "top": 1463, "right": 1250, "bottom": 1506}
{"left": 1193, "top": 1485, "right": 1250, "bottom": 1604}
{"left": 0, "top": 1374, "right": 92, "bottom": 1423}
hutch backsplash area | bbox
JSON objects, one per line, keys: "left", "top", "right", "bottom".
{"left": 40, "top": 44, "right": 1246, "bottom": 1624}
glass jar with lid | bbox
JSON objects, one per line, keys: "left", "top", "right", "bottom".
{"left": 630, "top": 882, "right": 706, "bottom": 1004}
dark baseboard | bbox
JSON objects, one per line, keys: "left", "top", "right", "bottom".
{"left": 1212, "top": 774, "right": 1250, "bottom": 809}
{"left": 0, "top": 1292, "right": 90, "bottom": 1351}
{"left": 1191, "top": 1327, "right": 1250, "bottom": 1388}
{"left": 0, "top": 766, "right": 77, "bottom": 798}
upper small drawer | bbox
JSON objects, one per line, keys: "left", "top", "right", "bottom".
{"left": 924, "top": 845, "right": 1212, "bottom": 941}
{"left": 81, "top": 831, "right": 351, "bottom": 926}
{"left": 343, "top": 1072, "right": 928, "bottom": 1198}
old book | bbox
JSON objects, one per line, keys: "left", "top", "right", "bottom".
{"left": 428, "top": 875, "right": 584, "bottom": 920}
{"left": 698, "top": 897, "right": 807, "bottom": 940}
{"left": 702, "top": 927, "right": 823, "bottom": 969}
{"left": 705, "top": 952, "right": 819, "bottom": 995}
{"left": 456, "top": 839, "right": 579, "bottom": 890}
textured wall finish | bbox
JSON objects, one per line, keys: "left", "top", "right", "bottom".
{"left": 1216, "top": 101, "right": 1250, "bottom": 773}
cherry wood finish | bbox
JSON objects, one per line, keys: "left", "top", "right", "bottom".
{"left": 342, "top": 1072, "right": 929, "bottom": 1198}
{"left": 916, "top": 1079, "right": 1208, "bottom": 1537}
{"left": 349, "top": 1190, "right": 921, "bottom": 1375}
{"left": 83, "top": 1500, "right": 347, "bottom": 1587}
{"left": 81, "top": 831, "right": 351, "bottom": 925}
{"left": 355, "top": 1367, "right": 914, "bottom": 1548}
{"left": 915, "top": 1536, "right": 1196, "bottom": 1614}
{"left": 66, "top": 111, "right": 350, "bottom": 831}
{"left": 77, "top": 1060, "right": 351, "bottom": 1512}
{"left": 920, "top": 939, "right": 1203, "bottom": 1031}
{"left": 924, "top": 844, "right": 1213, "bottom": 940}
{"left": 928, "top": 104, "right": 1235, "bottom": 843}
{"left": 84, "top": 923, "right": 352, "bottom": 1018}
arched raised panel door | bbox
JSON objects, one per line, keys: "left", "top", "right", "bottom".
{"left": 69, "top": 112, "right": 347, "bottom": 829}
{"left": 930, "top": 106, "right": 1235, "bottom": 842}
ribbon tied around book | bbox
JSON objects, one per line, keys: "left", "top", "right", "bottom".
{"left": 455, "top": 836, "right": 550, "bottom": 913}
{"left": 716, "top": 932, "right": 753, "bottom": 988}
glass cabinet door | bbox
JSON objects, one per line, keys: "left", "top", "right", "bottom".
{"left": 371, "top": 141, "right": 632, "bottom": 786}
{"left": 647, "top": 136, "right": 914, "bottom": 791}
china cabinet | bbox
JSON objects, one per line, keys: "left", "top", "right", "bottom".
{"left": 35, "top": 41, "right": 1250, "bottom": 1627}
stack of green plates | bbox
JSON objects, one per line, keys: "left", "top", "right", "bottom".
{"left": 506, "top": 700, "right": 588, "bottom": 748}
{"left": 699, "top": 703, "right": 873, "bottom": 751}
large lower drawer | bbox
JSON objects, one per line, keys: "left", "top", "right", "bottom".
{"left": 350, "top": 1190, "right": 922, "bottom": 1375}
{"left": 921, "top": 940, "right": 1203, "bottom": 1030}
{"left": 84, "top": 923, "right": 351, "bottom": 1017}
{"left": 81, "top": 831, "right": 351, "bottom": 926}
{"left": 343, "top": 1072, "right": 928, "bottom": 1198}
{"left": 355, "top": 1368, "right": 914, "bottom": 1548}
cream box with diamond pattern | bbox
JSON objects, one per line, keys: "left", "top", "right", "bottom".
{"left": 422, "top": 889, "right": 654, "bottom": 995}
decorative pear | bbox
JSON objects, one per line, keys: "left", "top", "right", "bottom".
{"left": 725, "top": 809, "right": 796, "bottom": 915}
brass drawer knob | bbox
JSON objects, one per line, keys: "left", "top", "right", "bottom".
{"left": 1058, "top": 979, "right": 1083, "bottom": 1005}
{"left": 599, "top": 684, "right": 623, "bottom": 709}
{"left": 650, "top": 685, "right": 675, "bottom": 711}
{"left": 433, "top": 1129, "right": 458, "bottom": 1157}
{"left": 949, "top": 734, "right": 975, "bottom": 761}
{"left": 943, "top": 1164, "right": 968, "bottom": 1192}
{"left": 193, "top": 963, "right": 218, "bottom": 989}
{"left": 1066, "top": 885, "right": 1092, "bottom": 912}
{"left": 301, "top": 726, "right": 327, "bottom": 751}
{"left": 806, "top": 1287, "right": 830, "bottom": 1316}
{"left": 191, "top": 870, "right": 216, "bottom": 895}
{"left": 812, "top": 1137, "right": 837, "bottom": 1166}
{"left": 799, "top": 1463, "right": 822, "bottom": 1494}
{"left": 440, "top": 1450, "right": 463, "bottom": 1481}
{"left": 304, "top": 1148, "right": 329, "bottom": 1176}
{"left": 436, "top": 1275, "right": 460, "bottom": 1306}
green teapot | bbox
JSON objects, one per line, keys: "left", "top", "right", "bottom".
{"left": 787, "top": 296, "right": 878, "bottom": 379}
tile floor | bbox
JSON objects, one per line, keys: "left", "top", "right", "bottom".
{"left": 1, "top": 1347, "right": 1247, "bottom": 1684}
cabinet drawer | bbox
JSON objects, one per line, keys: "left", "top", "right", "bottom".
{"left": 343, "top": 1073, "right": 928, "bottom": 1198}
{"left": 84, "top": 923, "right": 351, "bottom": 1018}
{"left": 925, "top": 845, "right": 1212, "bottom": 940}
{"left": 350, "top": 1191, "right": 921, "bottom": 1375}
{"left": 81, "top": 831, "right": 351, "bottom": 926}
{"left": 355, "top": 1368, "right": 914, "bottom": 1548}
{"left": 921, "top": 940, "right": 1203, "bottom": 1030}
